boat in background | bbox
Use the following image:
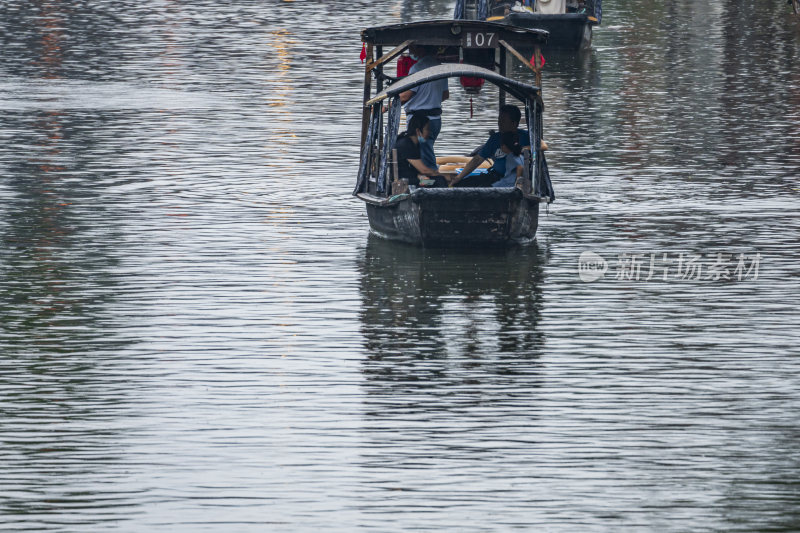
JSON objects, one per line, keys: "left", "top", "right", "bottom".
{"left": 454, "top": 0, "right": 602, "bottom": 50}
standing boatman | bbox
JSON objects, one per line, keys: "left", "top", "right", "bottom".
{"left": 399, "top": 44, "right": 449, "bottom": 170}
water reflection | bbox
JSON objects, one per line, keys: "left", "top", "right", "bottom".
{"left": 1, "top": 0, "right": 800, "bottom": 530}
{"left": 31, "top": 0, "right": 64, "bottom": 79}
{"left": 0, "top": 105, "right": 137, "bottom": 529}
{"left": 355, "top": 237, "right": 552, "bottom": 522}
{"left": 357, "top": 237, "right": 548, "bottom": 418}
{"left": 357, "top": 234, "right": 548, "bottom": 427}
{"left": 357, "top": 236, "right": 547, "bottom": 413}
{"left": 359, "top": 235, "right": 547, "bottom": 363}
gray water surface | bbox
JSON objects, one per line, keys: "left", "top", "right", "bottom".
{"left": 2, "top": 0, "right": 800, "bottom": 531}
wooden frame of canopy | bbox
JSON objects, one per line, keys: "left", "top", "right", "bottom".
{"left": 359, "top": 20, "right": 549, "bottom": 156}
{"left": 353, "top": 63, "right": 554, "bottom": 206}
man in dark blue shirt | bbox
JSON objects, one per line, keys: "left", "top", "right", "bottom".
{"left": 451, "top": 105, "right": 530, "bottom": 187}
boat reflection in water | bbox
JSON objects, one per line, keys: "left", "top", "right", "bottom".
{"left": 355, "top": 236, "right": 549, "bottom": 511}
{"left": 358, "top": 235, "right": 548, "bottom": 383}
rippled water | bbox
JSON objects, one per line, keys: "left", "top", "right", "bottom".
{"left": 2, "top": 0, "right": 800, "bottom": 531}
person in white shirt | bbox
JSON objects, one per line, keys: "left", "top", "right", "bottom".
{"left": 399, "top": 45, "right": 449, "bottom": 170}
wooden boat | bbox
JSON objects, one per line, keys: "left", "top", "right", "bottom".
{"left": 354, "top": 21, "right": 555, "bottom": 248}
{"left": 454, "top": 0, "right": 602, "bottom": 50}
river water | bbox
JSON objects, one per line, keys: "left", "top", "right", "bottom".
{"left": 1, "top": 1, "right": 799, "bottom": 531}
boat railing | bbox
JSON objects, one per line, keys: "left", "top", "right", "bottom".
{"left": 356, "top": 23, "right": 554, "bottom": 203}
{"left": 354, "top": 94, "right": 554, "bottom": 203}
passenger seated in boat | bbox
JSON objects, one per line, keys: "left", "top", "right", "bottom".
{"left": 394, "top": 114, "right": 448, "bottom": 188}
{"left": 491, "top": 132, "right": 525, "bottom": 187}
{"left": 488, "top": 0, "right": 534, "bottom": 17}
{"left": 451, "top": 104, "right": 530, "bottom": 187}
{"left": 566, "top": 0, "right": 587, "bottom": 13}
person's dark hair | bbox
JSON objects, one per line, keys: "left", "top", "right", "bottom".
{"left": 499, "top": 104, "right": 522, "bottom": 125}
{"left": 411, "top": 44, "right": 433, "bottom": 56}
{"left": 500, "top": 131, "right": 522, "bottom": 156}
{"left": 407, "top": 113, "right": 430, "bottom": 136}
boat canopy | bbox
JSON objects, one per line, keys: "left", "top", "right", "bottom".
{"left": 355, "top": 19, "right": 553, "bottom": 203}
{"left": 361, "top": 20, "right": 548, "bottom": 48}
{"left": 366, "top": 64, "right": 540, "bottom": 107}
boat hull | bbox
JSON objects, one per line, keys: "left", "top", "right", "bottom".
{"left": 504, "top": 13, "right": 594, "bottom": 50}
{"left": 363, "top": 188, "right": 540, "bottom": 247}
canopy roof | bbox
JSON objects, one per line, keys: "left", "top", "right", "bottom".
{"left": 365, "top": 64, "right": 540, "bottom": 107}
{"left": 361, "top": 20, "right": 548, "bottom": 48}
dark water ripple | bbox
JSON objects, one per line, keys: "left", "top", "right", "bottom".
{"left": 2, "top": 0, "right": 800, "bottom": 531}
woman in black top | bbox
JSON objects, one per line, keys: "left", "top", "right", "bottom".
{"left": 394, "top": 114, "right": 448, "bottom": 188}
